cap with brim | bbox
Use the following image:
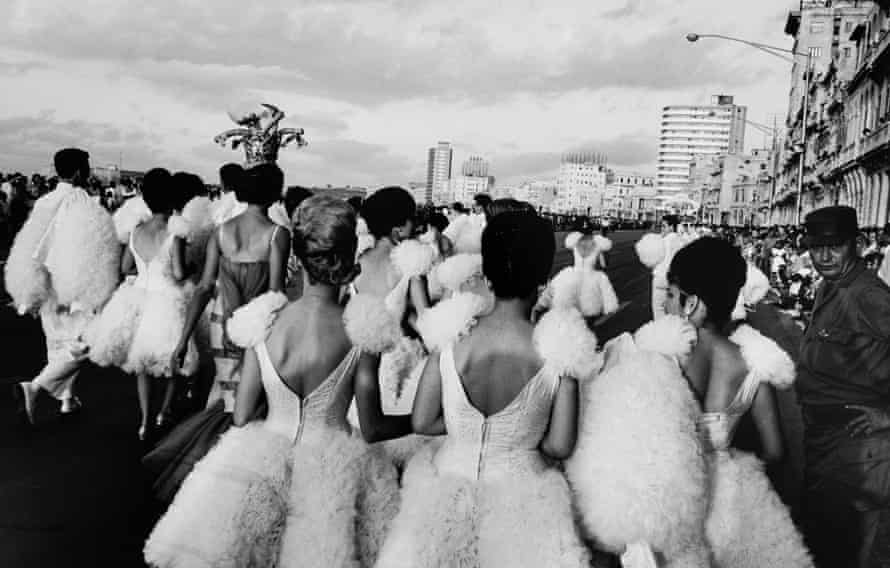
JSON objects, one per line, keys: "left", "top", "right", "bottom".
{"left": 803, "top": 206, "right": 858, "bottom": 248}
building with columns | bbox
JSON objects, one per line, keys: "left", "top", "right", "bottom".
{"left": 773, "top": 0, "right": 876, "bottom": 225}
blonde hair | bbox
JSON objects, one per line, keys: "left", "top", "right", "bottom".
{"left": 292, "top": 195, "right": 359, "bottom": 286}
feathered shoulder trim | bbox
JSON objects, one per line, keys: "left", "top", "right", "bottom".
{"left": 113, "top": 196, "right": 152, "bottom": 244}
{"left": 434, "top": 253, "right": 483, "bottom": 293}
{"left": 226, "top": 291, "right": 289, "bottom": 349}
{"left": 635, "top": 233, "right": 665, "bottom": 269}
{"left": 416, "top": 292, "right": 489, "bottom": 351}
{"left": 548, "top": 266, "right": 581, "bottom": 310}
{"left": 168, "top": 196, "right": 214, "bottom": 241}
{"left": 593, "top": 234, "right": 613, "bottom": 253}
{"left": 565, "top": 231, "right": 583, "bottom": 250}
{"left": 343, "top": 293, "right": 402, "bottom": 354}
{"left": 729, "top": 324, "right": 795, "bottom": 389}
{"left": 533, "top": 307, "right": 601, "bottom": 380}
{"left": 267, "top": 201, "right": 291, "bottom": 229}
{"left": 634, "top": 315, "right": 697, "bottom": 360}
{"left": 391, "top": 239, "right": 437, "bottom": 279}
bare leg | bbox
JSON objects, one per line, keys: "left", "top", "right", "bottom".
{"left": 158, "top": 378, "right": 176, "bottom": 423}
{"left": 137, "top": 373, "right": 151, "bottom": 437}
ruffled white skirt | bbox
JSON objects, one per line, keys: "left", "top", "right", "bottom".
{"left": 144, "top": 422, "right": 291, "bottom": 568}
{"left": 376, "top": 444, "right": 591, "bottom": 568}
{"left": 706, "top": 451, "right": 813, "bottom": 568}
{"left": 85, "top": 279, "right": 198, "bottom": 378}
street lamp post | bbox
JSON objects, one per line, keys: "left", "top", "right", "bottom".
{"left": 686, "top": 33, "right": 814, "bottom": 225}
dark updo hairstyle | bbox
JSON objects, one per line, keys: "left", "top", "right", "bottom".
{"left": 284, "top": 185, "right": 313, "bottom": 219}
{"left": 141, "top": 168, "right": 176, "bottom": 214}
{"left": 361, "top": 186, "right": 416, "bottom": 239}
{"left": 486, "top": 198, "right": 535, "bottom": 219}
{"left": 239, "top": 163, "right": 284, "bottom": 206}
{"left": 482, "top": 210, "right": 555, "bottom": 299}
{"left": 171, "top": 171, "right": 206, "bottom": 211}
{"left": 293, "top": 195, "right": 359, "bottom": 286}
{"left": 667, "top": 237, "right": 746, "bottom": 329}
{"left": 219, "top": 163, "right": 245, "bottom": 192}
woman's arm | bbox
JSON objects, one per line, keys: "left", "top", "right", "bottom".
{"left": 539, "top": 376, "right": 580, "bottom": 460}
{"left": 750, "top": 383, "right": 785, "bottom": 463}
{"left": 411, "top": 352, "right": 446, "bottom": 435}
{"left": 120, "top": 245, "right": 135, "bottom": 278}
{"left": 354, "top": 352, "right": 413, "bottom": 442}
{"left": 171, "top": 236, "right": 187, "bottom": 282}
{"left": 233, "top": 347, "right": 264, "bottom": 426}
{"left": 172, "top": 233, "right": 221, "bottom": 371}
{"left": 409, "top": 275, "right": 431, "bottom": 313}
{"left": 268, "top": 226, "right": 291, "bottom": 292}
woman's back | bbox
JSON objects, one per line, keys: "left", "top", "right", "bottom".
{"left": 262, "top": 299, "right": 357, "bottom": 435}
{"left": 685, "top": 331, "right": 748, "bottom": 414}
{"left": 219, "top": 213, "right": 278, "bottom": 262}
{"left": 354, "top": 245, "right": 398, "bottom": 298}
{"left": 452, "top": 316, "right": 542, "bottom": 417}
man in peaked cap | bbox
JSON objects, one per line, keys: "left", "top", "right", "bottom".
{"left": 797, "top": 206, "right": 890, "bottom": 567}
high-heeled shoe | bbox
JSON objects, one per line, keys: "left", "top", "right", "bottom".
{"left": 155, "top": 411, "right": 174, "bottom": 429}
{"left": 138, "top": 424, "right": 148, "bottom": 441}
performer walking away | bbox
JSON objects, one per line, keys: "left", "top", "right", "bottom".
{"left": 8, "top": 148, "right": 119, "bottom": 423}
{"left": 145, "top": 195, "right": 402, "bottom": 568}
{"left": 142, "top": 163, "right": 290, "bottom": 504}
{"left": 635, "top": 214, "right": 684, "bottom": 320}
{"left": 797, "top": 206, "right": 890, "bottom": 568}
{"left": 664, "top": 237, "right": 812, "bottom": 567}
{"left": 84, "top": 168, "right": 200, "bottom": 440}
{"left": 377, "top": 209, "right": 599, "bottom": 567}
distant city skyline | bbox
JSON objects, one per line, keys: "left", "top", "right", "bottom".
{"left": 1, "top": 0, "right": 791, "bottom": 187}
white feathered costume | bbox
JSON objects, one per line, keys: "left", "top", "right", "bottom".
{"left": 346, "top": 239, "right": 438, "bottom": 468}
{"left": 84, "top": 210, "right": 202, "bottom": 378}
{"left": 701, "top": 324, "right": 813, "bottom": 568}
{"left": 537, "top": 232, "right": 619, "bottom": 319}
{"left": 635, "top": 232, "right": 687, "bottom": 320}
{"left": 377, "top": 300, "right": 599, "bottom": 567}
{"left": 5, "top": 183, "right": 119, "bottom": 376}
{"left": 566, "top": 315, "right": 711, "bottom": 567}
{"left": 145, "top": 291, "right": 401, "bottom": 568}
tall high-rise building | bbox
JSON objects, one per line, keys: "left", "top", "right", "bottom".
{"left": 461, "top": 156, "right": 489, "bottom": 177}
{"left": 426, "top": 141, "right": 453, "bottom": 204}
{"left": 657, "top": 95, "right": 747, "bottom": 194}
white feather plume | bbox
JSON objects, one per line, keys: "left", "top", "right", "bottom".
{"left": 434, "top": 253, "right": 484, "bottom": 293}
{"left": 179, "top": 196, "right": 215, "bottom": 242}
{"left": 593, "top": 234, "right": 613, "bottom": 253}
{"left": 533, "top": 307, "right": 601, "bottom": 380}
{"left": 391, "top": 240, "right": 437, "bottom": 279}
{"left": 633, "top": 315, "right": 697, "bottom": 360}
{"left": 167, "top": 215, "right": 191, "bottom": 239}
{"left": 416, "top": 292, "right": 489, "bottom": 351}
{"left": 225, "top": 291, "right": 288, "bottom": 349}
{"left": 113, "top": 196, "right": 152, "bottom": 244}
{"left": 729, "top": 324, "right": 795, "bottom": 389}
{"left": 549, "top": 267, "right": 582, "bottom": 310}
{"left": 343, "top": 294, "right": 402, "bottom": 354}
{"left": 267, "top": 201, "right": 292, "bottom": 229}
{"left": 564, "top": 231, "right": 583, "bottom": 250}
{"left": 731, "top": 264, "right": 771, "bottom": 321}
{"left": 635, "top": 233, "right": 666, "bottom": 269}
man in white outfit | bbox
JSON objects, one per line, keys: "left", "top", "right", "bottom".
{"left": 11, "top": 148, "right": 119, "bottom": 423}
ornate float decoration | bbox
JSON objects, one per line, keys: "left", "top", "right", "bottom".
{"left": 213, "top": 103, "right": 307, "bottom": 166}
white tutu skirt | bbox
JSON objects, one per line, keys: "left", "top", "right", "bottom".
{"left": 86, "top": 280, "right": 198, "bottom": 378}
{"left": 706, "top": 451, "right": 813, "bottom": 568}
{"left": 278, "top": 429, "right": 401, "bottom": 567}
{"left": 376, "top": 444, "right": 591, "bottom": 568}
{"left": 144, "top": 422, "right": 291, "bottom": 568}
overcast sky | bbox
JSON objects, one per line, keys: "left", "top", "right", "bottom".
{"left": 0, "top": 0, "right": 794, "bottom": 187}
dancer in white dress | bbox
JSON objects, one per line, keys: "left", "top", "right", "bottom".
{"left": 85, "top": 168, "right": 200, "bottom": 440}
{"left": 145, "top": 195, "right": 402, "bottom": 568}
{"left": 662, "top": 237, "right": 812, "bottom": 567}
{"left": 377, "top": 210, "right": 601, "bottom": 567}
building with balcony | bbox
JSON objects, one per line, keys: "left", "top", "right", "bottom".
{"left": 657, "top": 95, "right": 747, "bottom": 195}
{"left": 603, "top": 171, "right": 655, "bottom": 219}
{"left": 774, "top": 0, "right": 875, "bottom": 224}
{"left": 553, "top": 152, "right": 608, "bottom": 214}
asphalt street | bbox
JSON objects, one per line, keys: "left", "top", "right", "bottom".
{"left": 0, "top": 229, "right": 806, "bottom": 567}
